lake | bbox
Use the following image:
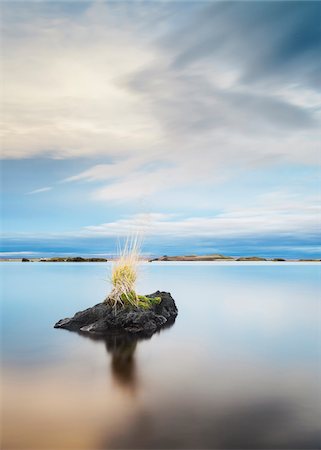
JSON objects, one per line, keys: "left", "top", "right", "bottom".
{"left": 1, "top": 262, "right": 320, "bottom": 449}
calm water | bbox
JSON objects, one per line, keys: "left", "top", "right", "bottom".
{"left": 1, "top": 262, "right": 321, "bottom": 449}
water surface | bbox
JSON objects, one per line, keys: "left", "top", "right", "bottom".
{"left": 1, "top": 262, "right": 320, "bottom": 449}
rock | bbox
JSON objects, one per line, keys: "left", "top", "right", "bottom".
{"left": 40, "top": 257, "right": 108, "bottom": 262}
{"left": 54, "top": 291, "right": 178, "bottom": 337}
{"left": 21, "top": 258, "right": 30, "bottom": 262}
{"left": 236, "top": 256, "right": 267, "bottom": 261}
{"left": 150, "top": 254, "right": 234, "bottom": 262}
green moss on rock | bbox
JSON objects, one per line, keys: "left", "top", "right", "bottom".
{"left": 119, "top": 292, "right": 161, "bottom": 309}
{"left": 137, "top": 295, "right": 161, "bottom": 309}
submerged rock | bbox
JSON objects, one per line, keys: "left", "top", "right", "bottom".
{"left": 54, "top": 291, "right": 178, "bottom": 336}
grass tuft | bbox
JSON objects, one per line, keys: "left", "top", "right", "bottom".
{"left": 105, "top": 234, "right": 162, "bottom": 311}
{"left": 105, "top": 234, "right": 142, "bottom": 309}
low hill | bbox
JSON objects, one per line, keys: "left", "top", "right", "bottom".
{"left": 150, "top": 254, "right": 234, "bottom": 262}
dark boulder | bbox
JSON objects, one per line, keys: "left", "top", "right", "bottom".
{"left": 54, "top": 291, "right": 178, "bottom": 337}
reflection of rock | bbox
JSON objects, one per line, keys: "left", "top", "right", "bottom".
{"left": 78, "top": 318, "right": 176, "bottom": 389}
{"left": 109, "top": 335, "right": 137, "bottom": 387}
{"left": 54, "top": 291, "right": 177, "bottom": 336}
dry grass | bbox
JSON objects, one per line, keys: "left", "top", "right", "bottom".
{"left": 106, "top": 234, "right": 142, "bottom": 309}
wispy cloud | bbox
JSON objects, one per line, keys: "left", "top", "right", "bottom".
{"left": 27, "top": 187, "right": 52, "bottom": 195}
{"left": 0, "top": 251, "right": 39, "bottom": 256}
{"left": 2, "top": 1, "right": 320, "bottom": 168}
{"left": 81, "top": 193, "right": 320, "bottom": 239}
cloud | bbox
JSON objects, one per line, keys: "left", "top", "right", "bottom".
{"left": 0, "top": 251, "right": 39, "bottom": 256}
{"left": 27, "top": 187, "right": 52, "bottom": 195}
{"left": 9, "top": 1, "right": 314, "bottom": 203}
{"left": 2, "top": 194, "right": 320, "bottom": 258}
{"left": 1, "top": 0, "right": 320, "bottom": 242}
{"left": 1, "top": 2, "right": 162, "bottom": 159}
{"left": 126, "top": 66, "right": 317, "bottom": 136}
{"left": 81, "top": 192, "right": 320, "bottom": 239}
{"left": 164, "top": 2, "right": 321, "bottom": 89}
{"left": 61, "top": 157, "right": 148, "bottom": 183}
{"left": 2, "top": 1, "right": 320, "bottom": 169}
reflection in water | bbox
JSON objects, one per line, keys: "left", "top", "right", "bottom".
{"left": 109, "top": 336, "right": 137, "bottom": 388}
{"left": 79, "top": 332, "right": 138, "bottom": 390}
{"left": 78, "top": 318, "right": 177, "bottom": 392}
{"left": 105, "top": 398, "right": 321, "bottom": 449}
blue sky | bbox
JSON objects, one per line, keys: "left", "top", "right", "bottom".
{"left": 1, "top": 1, "right": 320, "bottom": 258}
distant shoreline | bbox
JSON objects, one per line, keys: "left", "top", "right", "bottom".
{"left": 0, "top": 255, "right": 320, "bottom": 263}
{"left": 149, "top": 255, "right": 321, "bottom": 262}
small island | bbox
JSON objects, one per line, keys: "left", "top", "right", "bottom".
{"left": 54, "top": 238, "right": 178, "bottom": 337}
{"left": 15, "top": 257, "right": 108, "bottom": 262}
{"left": 149, "top": 254, "right": 234, "bottom": 262}
{"left": 40, "top": 257, "right": 108, "bottom": 262}
{"left": 55, "top": 291, "right": 178, "bottom": 336}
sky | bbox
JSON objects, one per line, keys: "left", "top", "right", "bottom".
{"left": 1, "top": 0, "right": 320, "bottom": 258}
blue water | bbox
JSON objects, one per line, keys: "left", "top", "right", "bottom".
{"left": 1, "top": 262, "right": 321, "bottom": 449}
